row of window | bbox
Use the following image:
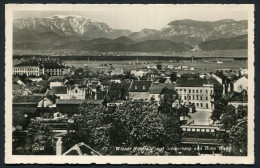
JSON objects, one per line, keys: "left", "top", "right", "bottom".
{"left": 13, "top": 68, "right": 39, "bottom": 71}
{"left": 182, "top": 128, "right": 215, "bottom": 132}
{"left": 45, "top": 68, "right": 62, "bottom": 71}
{"left": 14, "top": 72, "right": 39, "bottom": 76}
{"left": 176, "top": 88, "right": 213, "bottom": 94}
{"left": 184, "top": 95, "right": 209, "bottom": 101}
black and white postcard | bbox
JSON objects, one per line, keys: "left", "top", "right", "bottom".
{"left": 5, "top": 4, "right": 255, "bottom": 164}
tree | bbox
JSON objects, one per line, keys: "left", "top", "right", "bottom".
{"left": 107, "top": 82, "right": 120, "bottom": 101}
{"left": 26, "top": 120, "right": 53, "bottom": 154}
{"left": 210, "top": 97, "right": 228, "bottom": 121}
{"left": 220, "top": 105, "right": 237, "bottom": 130}
{"left": 170, "top": 72, "right": 177, "bottom": 82}
{"left": 229, "top": 117, "right": 247, "bottom": 156}
{"left": 237, "top": 105, "right": 248, "bottom": 119}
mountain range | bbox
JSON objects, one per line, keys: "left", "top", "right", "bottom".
{"left": 13, "top": 15, "right": 248, "bottom": 53}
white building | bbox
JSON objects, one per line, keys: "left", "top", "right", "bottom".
{"left": 50, "top": 81, "right": 64, "bottom": 89}
{"left": 176, "top": 78, "right": 214, "bottom": 109}
{"left": 233, "top": 76, "right": 248, "bottom": 93}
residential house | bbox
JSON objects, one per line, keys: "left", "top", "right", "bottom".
{"left": 233, "top": 76, "right": 248, "bottom": 93}
{"left": 128, "top": 80, "right": 152, "bottom": 100}
{"left": 50, "top": 81, "right": 64, "bottom": 89}
{"left": 37, "top": 95, "right": 57, "bottom": 108}
{"left": 149, "top": 83, "right": 177, "bottom": 102}
{"left": 62, "top": 142, "right": 101, "bottom": 156}
{"left": 51, "top": 86, "right": 86, "bottom": 100}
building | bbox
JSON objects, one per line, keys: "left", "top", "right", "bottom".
{"left": 62, "top": 142, "right": 101, "bottom": 156}
{"left": 51, "top": 86, "right": 86, "bottom": 100}
{"left": 13, "top": 61, "right": 64, "bottom": 76}
{"left": 110, "top": 68, "right": 124, "bottom": 75}
{"left": 13, "top": 62, "right": 43, "bottom": 76}
{"left": 176, "top": 78, "right": 214, "bottom": 109}
{"left": 50, "top": 81, "right": 64, "bottom": 89}
{"left": 149, "top": 83, "right": 176, "bottom": 101}
{"left": 233, "top": 76, "right": 248, "bottom": 93}
{"left": 131, "top": 70, "right": 148, "bottom": 77}
{"left": 42, "top": 63, "right": 64, "bottom": 76}
{"left": 128, "top": 80, "right": 152, "bottom": 100}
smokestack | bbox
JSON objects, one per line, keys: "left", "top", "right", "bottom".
{"left": 56, "top": 137, "right": 63, "bottom": 155}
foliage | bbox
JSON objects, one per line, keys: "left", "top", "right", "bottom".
{"left": 68, "top": 99, "right": 182, "bottom": 155}
{"left": 170, "top": 72, "right": 177, "bottom": 82}
{"left": 237, "top": 105, "right": 248, "bottom": 119}
{"left": 210, "top": 97, "right": 228, "bottom": 121}
{"left": 106, "top": 82, "right": 120, "bottom": 101}
{"left": 229, "top": 117, "right": 247, "bottom": 156}
{"left": 26, "top": 120, "right": 53, "bottom": 154}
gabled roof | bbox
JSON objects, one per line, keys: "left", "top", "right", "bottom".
{"left": 13, "top": 95, "right": 43, "bottom": 103}
{"left": 52, "top": 86, "right": 67, "bottom": 94}
{"left": 63, "top": 142, "right": 101, "bottom": 155}
{"left": 176, "top": 78, "right": 209, "bottom": 87}
{"left": 149, "top": 83, "right": 176, "bottom": 94}
{"left": 14, "top": 62, "right": 39, "bottom": 67}
{"left": 56, "top": 99, "right": 85, "bottom": 105}
{"left": 129, "top": 80, "right": 152, "bottom": 92}
{"left": 43, "top": 62, "right": 64, "bottom": 68}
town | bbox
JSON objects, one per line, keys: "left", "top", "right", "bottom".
{"left": 12, "top": 56, "right": 248, "bottom": 156}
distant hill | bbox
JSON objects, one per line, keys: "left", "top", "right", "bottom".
{"left": 198, "top": 34, "right": 248, "bottom": 51}
{"left": 17, "top": 38, "right": 192, "bottom": 52}
{"left": 113, "top": 36, "right": 134, "bottom": 45}
{"left": 125, "top": 40, "right": 192, "bottom": 52}
{"left": 13, "top": 16, "right": 248, "bottom": 54}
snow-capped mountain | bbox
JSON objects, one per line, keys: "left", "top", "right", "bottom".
{"left": 127, "top": 19, "right": 248, "bottom": 46}
{"left": 13, "top": 15, "right": 132, "bottom": 41}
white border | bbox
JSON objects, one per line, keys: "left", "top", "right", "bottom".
{"left": 5, "top": 4, "right": 255, "bottom": 164}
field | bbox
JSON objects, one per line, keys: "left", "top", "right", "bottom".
{"left": 63, "top": 59, "right": 247, "bottom": 74}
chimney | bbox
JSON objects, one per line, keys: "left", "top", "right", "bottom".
{"left": 56, "top": 137, "right": 63, "bottom": 155}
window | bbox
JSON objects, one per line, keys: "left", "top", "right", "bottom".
{"left": 75, "top": 90, "right": 78, "bottom": 93}
{"left": 189, "top": 89, "right": 191, "bottom": 93}
{"left": 196, "top": 90, "right": 198, "bottom": 93}
{"left": 143, "top": 86, "right": 146, "bottom": 89}
{"left": 180, "top": 89, "right": 182, "bottom": 91}
{"left": 206, "top": 90, "right": 208, "bottom": 93}
{"left": 182, "top": 128, "right": 186, "bottom": 131}
{"left": 210, "top": 129, "right": 215, "bottom": 133}
{"left": 184, "top": 96, "right": 187, "bottom": 100}
{"left": 187, "top": 128, "right": 191, "bottom": 132}
{"left": 200, "top": 103, "right": 203, "bottom": 107}
{"left": 210, "top": 90, "right": 213, "bottom": 93}
{"left": 176, "top": 89, "right": 178, "bottom": 91}
{"left": 197, "top": 95, "right": 199, "bottom": 100}
{"left": 200, "top": 90, "right": 202, "bottom": 93}
{"left": 189, "top": 96, "right": 191, "bottom": 100}
{"left": 135, "top": 86, "right": 137, "bottom": 89}
{"left": 196, "top": 128, "right": 200, "bottom": 132}
{"left": 193, "top": 96, "right": 195, "bottom": 100}
{"left": 196, "top": 103, "right": 199, "bottom": 107}
{"left": 192, "top": 89, "right": 195, "bottom": 93}
{"left": 206, "top": 129, "right": 210, "bottom": 132}
{"left": 201, "top": 129, "right": 205, "bottom": 132}
{"left": 192, "top": 128, "right": 196, "bottom": 132}
{"left": 184, "top": 89, "right": 186, "bottom": 93}
{"left": 206, "top": 96, "right": 208, "bottom": 100}
{"left": 200, "top": 96, "right": 203, "bottom": 100}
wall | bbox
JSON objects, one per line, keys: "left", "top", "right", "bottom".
{"left": 129, "top": 92, "right": 150, "bottom": 100}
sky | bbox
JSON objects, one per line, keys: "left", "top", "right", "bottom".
{"left": 13, "top": 4, "right": 249, "bottom": 32}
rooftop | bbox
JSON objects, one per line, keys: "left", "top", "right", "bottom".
{"left": 129, "top": 80, "right": 152, "bottom": 92}
{"left": 43, "top": 62, "right": 64, "bottom": 68}
{"left": 52, "top": 86, "right": 68, "bottom": 94}
{"left": 149, "top": 83, "right": 176, "bottom": 94}
{"left": 14, "top": 62, "right": 40, "bottom": 67}
{"left": 13, "top": 95, "right": 43, "bottom": 103}
{"left": 176, "top": 78, "right": 209, "bottom": 87}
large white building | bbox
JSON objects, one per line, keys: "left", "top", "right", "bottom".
{"left": 51, "top": 86, "right": 86, "bottom": 100}
{"left": 175, "top": 78, "right": 214, "bottom": 109}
